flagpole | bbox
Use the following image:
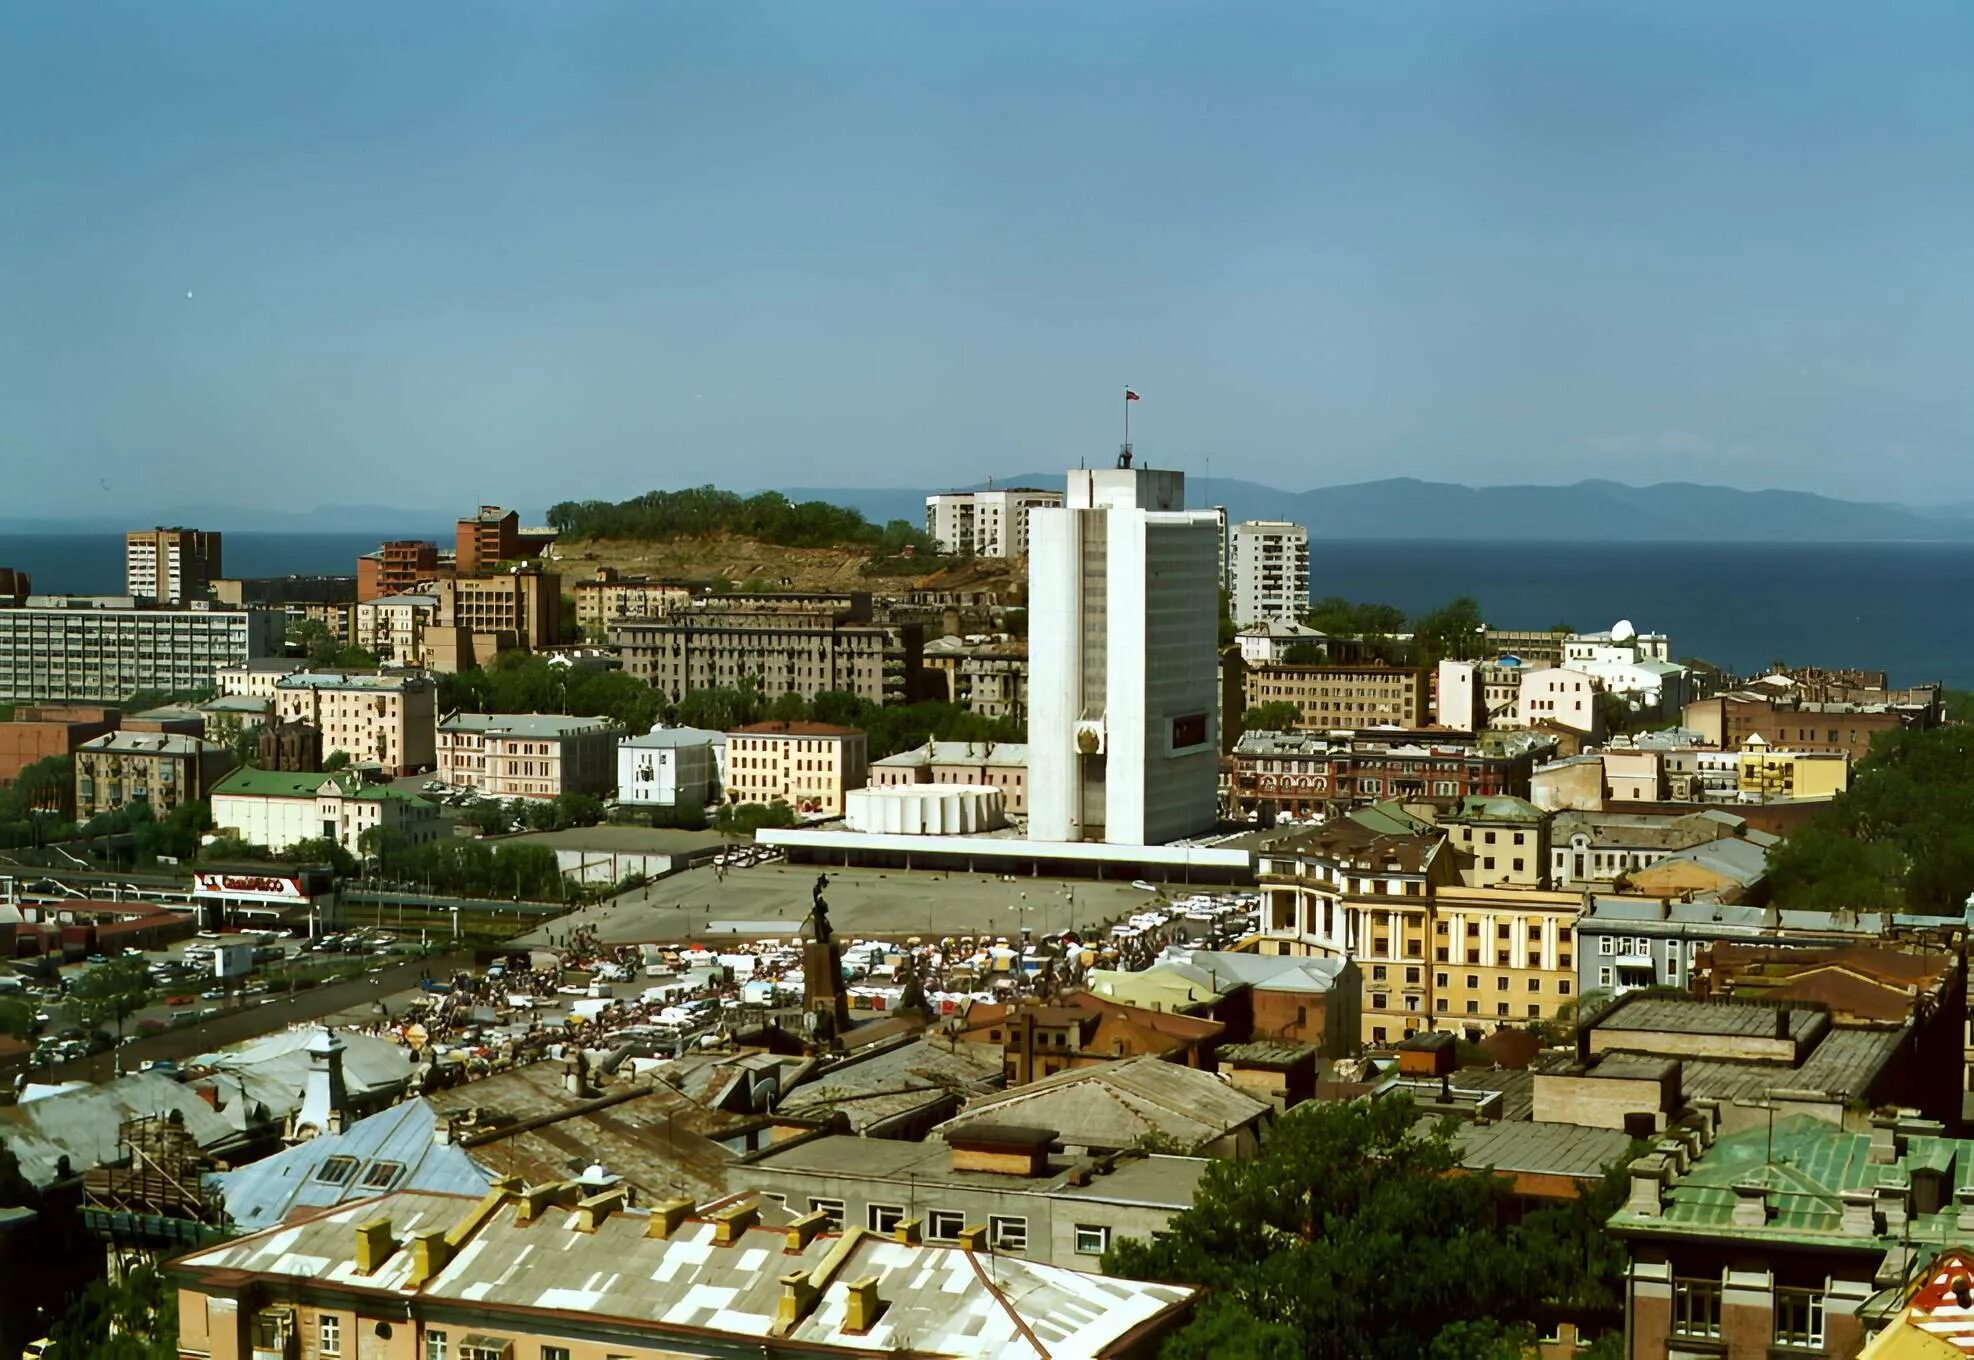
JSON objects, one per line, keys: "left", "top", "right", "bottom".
{"left": 1123, "top": 386, "right": 1131, "bottom": 459}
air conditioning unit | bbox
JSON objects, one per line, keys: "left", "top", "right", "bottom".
{"left": 1073, "top": 720, "right": 1106, "bottom": 755}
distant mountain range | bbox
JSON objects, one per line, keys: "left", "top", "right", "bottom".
{"left": 5, "top": 478, "right": 1972, "bottom": 543}
{"left": 784, "top": 476, "right": 1974, "bottom": 543}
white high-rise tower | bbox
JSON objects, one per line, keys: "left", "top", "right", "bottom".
{"left": 1027, "top": 453, "right": 1222, "bottom": 845}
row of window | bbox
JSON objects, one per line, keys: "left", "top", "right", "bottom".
{"left": 800, "top": 1197, "right": 1109, "bottom": 1256}
{"left": 1670, "top": 1279, "right": 1824, "bottom": 1349}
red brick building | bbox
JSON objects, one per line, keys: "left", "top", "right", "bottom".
{"left": 1231, "top": 727, "right": 1537, "bottom": 819}
{"left": 0, "top": 704, "right": 120, "bottom": 791}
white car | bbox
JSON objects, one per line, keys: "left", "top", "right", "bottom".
{"left": 1130, "top": 880, "right": 1159, "bottom": 893}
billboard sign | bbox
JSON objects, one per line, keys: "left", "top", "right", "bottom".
{"left": 193, "top": 872, "right": 307, "bottom": 903}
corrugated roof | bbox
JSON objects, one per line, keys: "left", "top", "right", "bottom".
{"left": 174, "top": 1191, "right": 1196, "bottom": 1356}
{"left": 1451, "top": 1121, "right": 1637, "bottom": 1180}
{"left": 0, "top": 1072, "right": 240, "bottom": 1187}
{"left": 936, "top": 1055, "right": 1271, "bottom": 1151}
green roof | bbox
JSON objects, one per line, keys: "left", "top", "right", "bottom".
{"left": 1609, "top": 1114, "right": 1973, "bottom": 1251}
{"left": 1348, "top": 799, "right": 1436, "bottom": 836}
{"left": 1444, "top": 794, "right": 1547, "bottom": 825}
{"left": 211, "top": 767, "right": 428, "bottom": 804}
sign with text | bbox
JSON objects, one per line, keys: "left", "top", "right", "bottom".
{"left": 192, "top": 872, "right": 307, "bottom": 902}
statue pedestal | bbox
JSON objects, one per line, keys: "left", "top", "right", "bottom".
{"left": 802, "top": 937, "right": 850, "bottom": 1046}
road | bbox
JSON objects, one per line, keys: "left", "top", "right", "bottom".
{"left": 34, "top": 952, "right": 472, "bottom": 1084}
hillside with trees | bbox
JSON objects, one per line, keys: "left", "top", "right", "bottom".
{"left": 546, "top": 486, "right": 930, "bottom": 553}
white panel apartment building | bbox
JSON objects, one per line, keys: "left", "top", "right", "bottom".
{"left": 440, "top": 713, "right": 620, "bottom": 800}
{"left": 273, "top": 670, "right": 439, "bottom": 775}
{"left": 0, "top": 598, "right": 284, "bottom": 704}
{"left": 924, "top": 488, "right": 1065, "bottom": 558}
{"left": 1228, "top": 521, "right": 1310, "bottom": 626}
{"left": 617, "top": 726, "right": 725, "bottom": 809}
{"left": 1026, "top": 457, "right": 1222, "bottom": 846}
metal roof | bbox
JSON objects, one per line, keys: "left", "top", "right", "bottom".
{"left": 0, "top": 1072, "right": 239, "bottom": 1187}
{"left": 1450, "top": 1120, "right": 1638, "bottom": 1180}
{"left": 440, "top": 712, "right": 617, "bottom": 738}
{"left": 210, "top": 1097, "right": 493, "bottom": 1231}
{"left": 174, "top": 1190, "right": 1197, "bottom": 1356}
{"left": 935, "top": 1055, "right": 1271, "bottom": 1151}
{"left": 774, "top": 1037, "right": 1003, "bottom": 1134}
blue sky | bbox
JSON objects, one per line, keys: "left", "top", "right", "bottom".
{"left": 4, "top": 1, "right": 1973, "bottom": 515}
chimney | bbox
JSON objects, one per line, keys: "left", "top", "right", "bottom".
{"left": 406, "top": 1229, "right": 450, "bottom": 1286}
{"left": 1730, "top": 1182, "right": 1770, "bottom": 1228}
{"left": 777, "top": 1271, "right": 819, "bottom": 1330}
{"left": 892, "top": 1217, "right": 922, "bottom": 1247}
{"left": 843, "top": 1276, "right": 889, "bottom": 1334}
{"left": 1654, "top": 1138, "right": 1691, "bottom": 1177}
{"left": 1839, "top": 1189, "right": 1879, "bottom": 1238}
{"left": 291, "top": 1028, "right": 350, "bottom": 1139}
{"left": 645, "top": 1197, "right": 695, "bottom": 1240}
{"left": 785, "top": 1211, "right": 830, "bottom": 1251}
{"left": 1691, "top": 1099, "right": 1722, "bottom": 1146}
{"left": 1626, "top": 1155, "right": 1666, "bottom": 1218}
{"left": 354, "top": 1216, "right": 395, "bottom": 1274}
{"left": 1869, "top": 1115, "right": 1901, "bottom": 1165}
{"left": 1877, "top": 1182, "right": 1910, "bottom": 1233}
{"left": 713, "top": 1200, "right": 759, "bottom": 1245}
{"left": 957, "top": 1225, "right": 989, "bottom": 1251}
{"left": 1955, "top": 1185, "right": 1974, "bottom": 1235}
{"left": 516, "top": 1181, "right": 579, "bottom": 1226}
{"left": 574, "top": 1190, "right": 625, "bottom": 1233}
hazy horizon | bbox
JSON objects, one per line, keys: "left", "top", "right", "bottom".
{"left": 7, "top": 2, "right": 1973, "bottom": 513}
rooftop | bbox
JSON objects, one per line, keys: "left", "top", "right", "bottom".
{"left": 212, "top": 767, "right": 430, "bottom": 804}
{"left": 276, "top": 670, "right": 432, "bottom": 691}
{"left": 935, "top": 1054, "right": 1271, "bottom": 1152}
{"left": 620, "top": 725, "right": 727, "bottom": 750}
{"left": 872, "top": 740, "right": 1030, "bottom": 769}
{"left": 743, "top": 1134, "right": 1211, "bottom": 1208}
{"left": 731, "top": 721, "right": 866, "bottom": 738}
{"left": 78, "top": 731, "right": 226, "bottom": 757}
{"left": 440, "top": 712, "right": 618, "bottom": 737}
{"left": 1595, "top": 995, "right": 1825, "bottom": 1041}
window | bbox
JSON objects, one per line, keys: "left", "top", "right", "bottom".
{"left": 1559, "top": 980, "right": 1572, "bottom": 995}
{"left": 1370, "top": 993, "right": 1388, "bottom": 1010}
{"left": 1774, "top": 1289, "right": 1825, "bottom": 1349}
{"left": 320, "top": 1316, "right": 342, "bottom": 1355}
{"left": 1405, "top": 967, "right": 1419, "bottom": 984}
{"left": 360, "top": 1160, "right": 406, "bottom": 1191}
{"left": 1435, "top": 972, "right": 1448, "bottom": 987}
{"left": 1496, "top": 977, "right": 1509, "bottom": 991}
{"left": 809, "top": 1197, "right": 845, "bottom": 1229}
{"left": 315, "top": 1155, "right": 359, "bottom": 1186}
{"left": 1073, "top": 1224, "right": 1112, "bottom": 1255}
{"left": 927, "top": 1209, "right": 967, "bottom": 1242}
{"left": 1599, "top": 936, "right": 1614, "bottom": 955}
{"left": 541, "top": 1350, "right": 571, "bottom": 1360}
{"left": 1671, "top": 1279, "right": 1722, "bottom": 1340}
{"left": 1465, "top": 1000, "right": 1478, "bottom": 1014}
{"left": 1372, "top": 964, "right": 1386, "bottom": 982}
{"left": 461, "top": 1342, "right": 511, "bottom": 1360}
{"left": 426, "top": 1334, "right": 448, "bottom": 1360}
{"left": 989, "top": 1215, "right": 1028, "bottom": 1251}
{"left": 1599, "top": 966, "right": 1612, "bottom": 987}
{"left": 867, "top": 1203, "right": 905, "bottom": 1233}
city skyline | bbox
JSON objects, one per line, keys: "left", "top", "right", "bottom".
{"left": 6, "top": 3, "right": 1974, "bottom": 512}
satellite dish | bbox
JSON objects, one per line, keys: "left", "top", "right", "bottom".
{"left": 1610, "top": 619, "right": 1636, "bottom": 642}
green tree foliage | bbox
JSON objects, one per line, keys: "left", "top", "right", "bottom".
{"left": 0, "top": 997, "right": 35, "bottom": 1039}
{"left": 1412, "top": 595, "right": 1486, "bottom": 663}
{"left": 287, "top": 618, "right": 380, "bottom": 670}
{"left": 675, "top": 682, "right": 766, "bottom": 733}
{"left": 68, "top": 955, "right": 152, "bottom": 1044}
{"left": 713, "top": 799, "right": 797, "bottom": 837}
{"left": 50, "top": 1260, "right": 179, "bottom": 1360}
{"left": 1766, "top": 724, "right": 1974, "bottom": 912}
{"left": 0, "top": 754, "right": 74, "bottom": 847}
{"left": 439, "top": 656, "right": 668, "bottom": 733}
{"left": 545, "top": 486, "right": 935, "bottom": 553}
{"left": 321, "top": 750, "right": 351, "bottom": 772}
{"left": 1103, "top": 1097, "right": 1627, "bottom": 1358}
{"left": 369, "top": 838, "right": 567, "bottom": 901}
{"left": 1304, "top": 596, "right": 1408, "bottom": 637}
{"left": 1242, "top": 701, "right": 1303, "bottom": 732}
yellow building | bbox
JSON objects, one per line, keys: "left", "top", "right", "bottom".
{"left": 571, "top": 567, "right": 700, "bottom": 639}
{"left": 273, "top": 670, "right": 438, "bottom": 775}
{"left": 726, "top": 720, "right": 869, "bottom": 817}
{"left": 73, "top": 731, "right": 234, "bottom": 820}
{"left": 1736, "top": 737, "right": 1850, "bottom": 801}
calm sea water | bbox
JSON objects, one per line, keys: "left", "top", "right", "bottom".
{"left": 2, "top": 533, "right": 1967, "bottom": 685}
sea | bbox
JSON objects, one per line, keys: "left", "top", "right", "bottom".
{"left": 2, "top": 532, "right": 1969, "bottom": 686}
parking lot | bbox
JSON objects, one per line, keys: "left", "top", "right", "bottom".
{"left": 514, "top": 859, "right": 1170, "bottom": 949}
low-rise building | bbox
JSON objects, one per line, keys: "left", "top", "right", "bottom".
{"left": 726, "top": 720, "right": 868, "bottom": 816}
{"left": 1685, "top": 690, "right": 1918, "bottom": 763}
{"left": 438, "top": 713, "right": 620, "bottom": 800}
{"left": 921, "top": 634, "right": 1030, "bottom": 721}
{"left": 1229, "top": 729, "right": 1541, "bottom": 821}
{"left": 730, "top": 1131, "right": 1209, "bottom": 1269}
{"left": 571, "top": 567, "right": 703, "bottom": 638}
{"left": 1517, "top": 666, "right": 1605, "bottom": 737}
{"left": 1234, "top": 619, "right": 1328, "bottom": 665}
{"left": 1242, "top": 661, "right": 1431, "bottom": 729}
{"left": 867, "top": 739, "right": 1028, "bottom": 814}
{"left": 1140, "top": 947, "right": 1361, "bottom": 1057}
{"left": 274, "top": 669, "right": 438, "bottom": 775}
{"left": 0, "top": 703, "right": 119, "bottom": 787}
{"left": 614, "top": 592, "right": 922, "bottom": 706}
{"left": 352, "top": 591, "right": 439, "bottom": 664}
{"left": 1551, "top": 808, "right": 1774, "bottom": 891}
{"left": 210, "top": 766, "right": 443, "bottom": 857}
{"left": 195, "top": 693, "right": 273, "bottom": 744}
{"left": 1736, "top": 738, "right": 1851, "bottom": 801}
{"left": 958, "top": 992, "right": 1224, "bottom": 1084}
{"left": 169, "top": 1183, "right": 1198, "bottom": 1359}
{"left": 616, "top": 725, "right": 724, "bottom": 809}
{"left": 216, "top": 659, "right": 303, "bottom": 700}
{"left": 1439, "top": 794, "right": 1551, "bottom": 888}
{"left": 73, "top": 730, "right": 233, "bottom": 820}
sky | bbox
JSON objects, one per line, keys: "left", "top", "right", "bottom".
{"left": 4, "top": 0, "right": 1974, "bottom": 516}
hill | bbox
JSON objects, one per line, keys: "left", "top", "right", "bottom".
{"left": 784, "top": 475, "right": 1974, "bottom": 543}
{"left": 551, "top": 533, "right": 1022, "bottom": 597}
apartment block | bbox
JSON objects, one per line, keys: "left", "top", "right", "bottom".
{"left": 355, "top": 540, "right": 443, "bottom": 602}
{"left": 125, "top": 526, "right": 222, "bottom": 603}
{"left": 1228, "top": 520, "right": 1311, "bottom": 626}
{"left": 0, "top": 704, "right": 120, "bottom": 788}
{"left": 1241, "top": 661, "right": 1431, "bottom": 730}
{"left": 726, "top": 720, "right": 868, "bottom": 816}
{"left": 425, "top": 568, "right": 561, "bottom": 671}
{"left": 612, "top": 594, "right": 920, "bottom": 705}
{"left": 438, "top": 712, "right": 620, "bottom": 799}
{"left": 352, "top": 593, "right": 439, "bottom": 665}
{"left": 571, "top": 566, "right": 702, "bottom": 638}
{"left": 74, "top": 730, "right": 234, "bottom": 820}
{"left": 1736, "top": 742, "right": 1850, "bottom": 801}
{"left": 273, "top": 670, "right": 438, "bottom": 775}
{"left": 924, "top": 487, "right": 1065, "bottom": 557}
{"left": 921, "top": 634, "right": 1029, "bottom": 721}
{"left": 455, "top": 504, "right": 521, "bottom": 574}
{"left": 1684, "top": 691, "right": 1911, "bottom": 764}
{"left": 0, "top": 598, "right": 284, "bottom": 704}
{"left": 1229, "top": 729, "right": 1539, "bottom": 821}
{"left": 616, "top": 725, "right": 724, "bottom": 808}
{"left": 215, "top": 661, "right": 305, "bottom": 701}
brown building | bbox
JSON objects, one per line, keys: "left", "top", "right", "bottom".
{"left": 355, "top": 539, "right": 443, "bottom": 602}
{"left": 1229, "top": 728, "right": 1539, "bottom": 821}
{"left": 571, "top": 566, "right": 704, "bottom": 638}
{"left": 73, "top": 730, "right": 234, "bottom": 820}
{"left": 1685, "top": 691, "right": 1916, "bottom": 763}
{"left": 1242, "top": 661, "right": 1431, "bottom": 730}
{"left": 257, "top": 718, "right": 323, "bottom": 773}
{"left": 617, "top": 594, "right": 921, "bottom": 705}
{"left": 454, "top": 503, "right": 521, "bottom": 574}
{"left": 124, "top": 526, "right": 221, "bottom": 603}
{"left": 425, "top": 568, "right": 561, "bottom": 669}
{"left": 0, "top": 567, "right": 30, "bottom": 605}
{"left": 0, "top": 704, "right": 120, "bottom": 787}
{"left": 959, "top": 992, "right": 1224, "bottom": 1085}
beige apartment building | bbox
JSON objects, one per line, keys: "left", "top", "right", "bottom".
{"left": 216, "top": 660, "right": 303, "bottom": 701}
{"left": 424, "top": 568, "right": 561, "bottom": 671}
{"left": 124, "top": 526, "right": 221, "bottom": 603}
{"left": 73, "top": 730, "right": 234, "bottom": 820}
{"left": 1242, "top": 662, "right": 1431, "bottom": 730}
{"left": 726, "top": 720, "right": 868, "bottom": 816}
{"left": 869, "top": 739, "right": 1028, "bottom": 814}
{"left": 273, "top": 670, "right": 438, "bottom": 775}
{"left": 353, "top": 593, "right": 438, "bottom": 665}
{"left": 571, "top": 567, "right": 701, "bottom": 638}
{"left": 1254, "top": 812, "right": 1581, "bottom": 1046}
{"left": 438, "top": 712, "right": 619, "bottom": 799}
{"left": 613, "top": 594, "right": 921, "bottom": 704}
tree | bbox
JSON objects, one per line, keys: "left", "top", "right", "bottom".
{"left": 1412, "top": 595, "right": 1486, "bottom": 663}
{"left": 1242, "top": 701, "right": 1303, "bottom": 733}
{"left": 0, "top": 997, "right": 34, "bottom": 1040}
{"left": 277, "top": 837, "right": 357, "bottom": 875}
{"left": 50, "top": 1260, "right": 180, "bottom": 1360}
{"left": 766, "top": 690, "right": 809, "bottom": 723}
{"left": 322, "top": 750, "right": 351, "bottom": 772}
{"left": 68, "top": 955, "right": 152, "bottom": 1048}
{"left": 1102, "top": 1096, "right": 1617, "bottom": 1358}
